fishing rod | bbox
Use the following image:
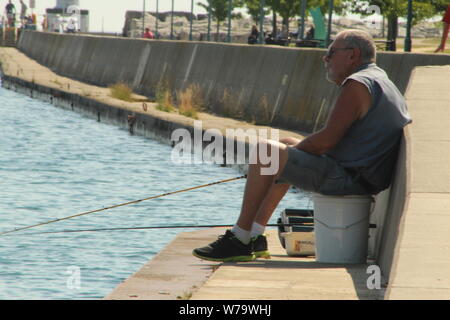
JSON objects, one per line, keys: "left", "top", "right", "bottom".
{"left": 9, "top": 222, "right": 377, "bottom": 236}
{"left": 0, "top": 175, "right": 247, "bottom": 237}
{"left": 16, "top": 223, "right": 314, "bottom": 236}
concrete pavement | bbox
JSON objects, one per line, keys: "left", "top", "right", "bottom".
{"left": 106, "top": 228, "right": 382, "bottom": 300}
{"left": 190, "top": 230, "right": 381, "bottom": 300}
{"left": 104, "top": 228, "right": 223, "bottom": 300}
{"left": 385, "top": 65, "right": 450, "bottom": 299}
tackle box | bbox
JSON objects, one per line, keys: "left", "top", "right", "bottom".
{"left": 277, "top": 209, "right": 315, "bottom": 257}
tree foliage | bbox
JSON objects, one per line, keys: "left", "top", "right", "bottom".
{"left": 341, "top": 0, "right": 448, "bottom": 47}
{"left": 343, "top": 0, "right": 449, "bottom": 25}
{"left": 197, "top": 0, "right": 243, "bottom": 35}
{"left": 241, "top": 0, "right": 348, "bottom": 27}
{"left": 202, "top": 0, "right": 449, "bottom": 44}
{"left": 242, "top": 0, "right": 271, "bottom": 23}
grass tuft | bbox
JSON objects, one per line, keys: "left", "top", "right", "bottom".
{"left": 156, "top": 86, "right": 176, "bottom": 113}
{"left": 109, "top": 82, "right": 133, "bottom": 102}
{"left": 155, "top": 83, "right": 203, "bottom": 119}
{"left": 176, "top": 84, "right": 203, "bottom": 119}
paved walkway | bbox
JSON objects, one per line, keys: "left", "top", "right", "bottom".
{"left": 190, "top": 230, "right": 381, "bottom": 300}
{"left": 106, "top": 228, "right": 382, "bottom": 300}
{"left": 385, "top": 65, "right": 450, "bottom": 299}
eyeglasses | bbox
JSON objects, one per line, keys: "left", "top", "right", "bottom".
{"left": 325, "top": 47, "right": 354, "bottom": 59}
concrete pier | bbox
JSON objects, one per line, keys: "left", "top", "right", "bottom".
{"left": 106, "top": 229, "right": 381, "bottom": 300}
{"left": 2, "top": 34, "right": 450, "bottom": 299}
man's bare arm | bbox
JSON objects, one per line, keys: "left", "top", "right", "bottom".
{"left": 294, "top": 79, "right": 372, "bottom": 155}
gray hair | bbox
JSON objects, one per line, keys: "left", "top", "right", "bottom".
{"left": 336, "top": 29, "right": 377, "bottom": 64}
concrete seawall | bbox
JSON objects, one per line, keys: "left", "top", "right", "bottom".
{"left": 17, "top": 31, "right": 450, "bottom": 133}
{"left": 0, "top": 73, "right": 200, "bottom": 145}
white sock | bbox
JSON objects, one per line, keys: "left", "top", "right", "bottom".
{"left": 231, "top": 225, "right": 251, "bottom": 245}
{"left": 250, "top": 222, "right": 266, "bottom": 238}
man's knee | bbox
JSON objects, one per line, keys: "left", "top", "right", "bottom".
{"left": 249, "top": 140, "right": 288, "bottom": 176}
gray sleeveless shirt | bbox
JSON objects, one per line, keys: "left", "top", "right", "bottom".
{"left": 327, "top": 63, "right": 412, "bottom": 192}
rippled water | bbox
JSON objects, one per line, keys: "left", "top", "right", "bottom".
{"left": 0, "top": 86, "right": 311, "bottom": 299}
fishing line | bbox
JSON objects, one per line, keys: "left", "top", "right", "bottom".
{"left": 9, "top": 222, "right": 376, "bottom": 237}
{"left": 0, "top": 175, "right": 247, "bottom": 237}
{"left": 15, "top": 223, "right": 313, "bottom": 236}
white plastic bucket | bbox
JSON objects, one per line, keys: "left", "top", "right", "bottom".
{"left": 313, "top": 194, "right": 373, "bottom": 264}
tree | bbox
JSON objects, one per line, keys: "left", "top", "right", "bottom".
{"left": 264, "top": 0, "right": 346, "bottom": 34}
{"left": 242, "top": 0, "right": 271, "bottom": 24}
{"left": 197, "top": 0, "right": 243, "bottom": 39}
{"left": 343, "top": 0, "right": 449, "bottom": 51}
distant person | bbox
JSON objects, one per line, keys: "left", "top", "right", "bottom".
{"left": 305, "top": 25, "right": 315, "bottom": 40}
{"left": 53, "top": 14, "right": 64, "bottom": 33}
{"left": 66, "top": 18, "right": 77, "bottom": 33}
{"left": 435, "top": 4, "right": 450, "bottom": 53}
{"left": 24, "top": 15, "right": 33, "bottom": 29}
{"left": 275, "top": 27, "right": 282, "bottom": 40}
{"left": 5, "top": 0, "right": 16, "bottom": 27}
{"left": 19, "top": 0, "right": 27, "bottom": 26}
{"left": 42, "top": 14, "right": 48, "bottom": 31}
{"left": 275, "top": 25, "right": 289, "bottom": 46}
{"left": 248, "top": 25, "right": 259, "bottom": 44}
{"left": 143, "top": 27, "right": 154, "bottom": 39}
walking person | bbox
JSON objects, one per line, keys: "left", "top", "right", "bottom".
{"left": 5, "top": 0, "right": 16, "bottom": 27}
{"left": 19, "top": 0, "right": 27, "bottom": 27}
{"left": 435, "top": 4, "right": 450, "bottom": 53}
{"left": 143, "top": 27, "right": 154, "bottom": 39}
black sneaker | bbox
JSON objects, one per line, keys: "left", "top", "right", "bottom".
{"left": 252, "top": 234, "right": 271, "bottom": 259}
{"left": 192, "top": 230, "right": 255, "bottom": 262}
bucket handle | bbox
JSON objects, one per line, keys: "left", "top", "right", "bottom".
{"left": 314, "top": 217, "right": 368, "bottom": 230}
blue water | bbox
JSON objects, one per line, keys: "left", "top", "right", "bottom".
{"left": 0, "top": 86, "right": 311, "bottom": 299}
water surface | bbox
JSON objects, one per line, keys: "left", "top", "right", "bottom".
{"left": 0, "top": 86, "right": 311, "bottom": 299}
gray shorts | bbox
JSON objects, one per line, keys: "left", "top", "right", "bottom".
{"left": 277, "top": 147, "right": 368, "bottom": 196}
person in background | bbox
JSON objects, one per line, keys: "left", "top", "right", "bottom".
{"left": 24, "top": 15, "right": 33, "bottom": 29}
{"left": 5, "top": 0, "right": 16, "bottom": 27}
{"left": 42, "top": 14, "right": 48, "bottom": 31}
{"left": 143, "top": 27, "right": 154, "bottom": 39}
{"left": 248, "top": 25, "right": 259, "bottom": 44}
{"left": 19, "top": 0, "right": 27, "bottom": 27}
{"left": 66, "top": 18, "right": 77, "bottom": 33}
{"left": 305, "top": 25, "right": 315, "bottom": 40}
{"left": 435, "top": 4, "right": 450, "bottom": 53}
